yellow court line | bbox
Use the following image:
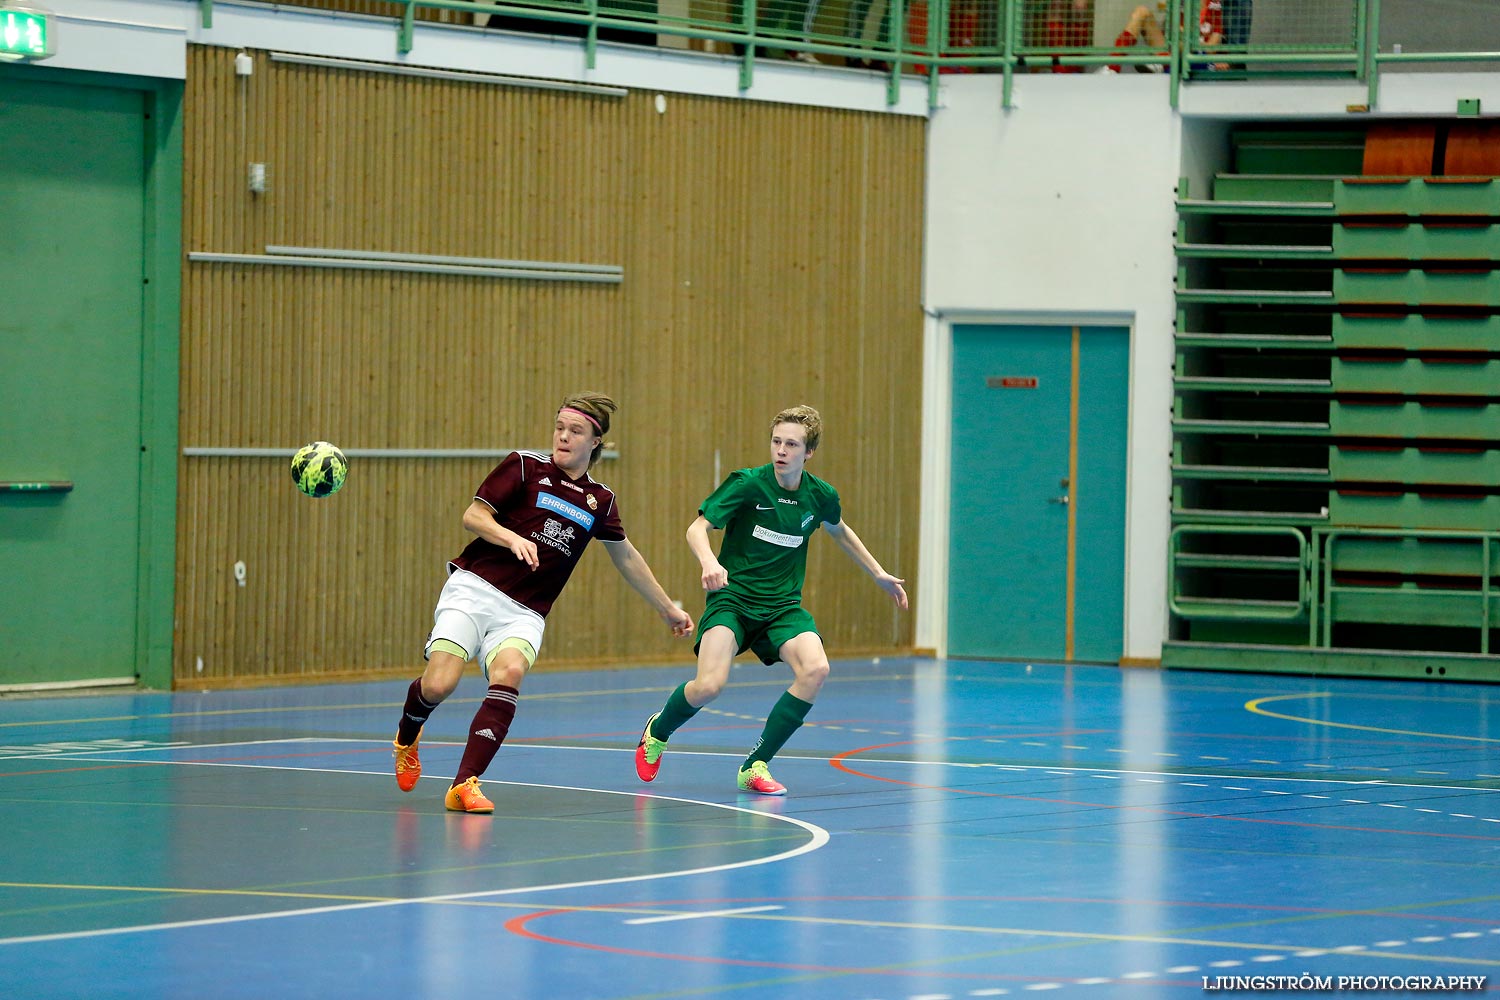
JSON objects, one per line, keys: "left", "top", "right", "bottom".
{"left": 0, "top": 686, "right": 670, "bottom": 730}
{"left": 552, "top": 907, "right": 1500, "bottom": 966}
{"left": 1246, "top": 693, "right": 1500, "bottom": 744}
{"left": 0, "top": 882, "right": 383, "bottom": 903}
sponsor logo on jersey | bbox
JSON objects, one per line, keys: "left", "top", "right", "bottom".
{"left": 560, "top": 479, "right": 585, "bottom": 493}
{"left": 537, "top": 492, "right": 595, "bottom": 530}
{"left": 777, "top": 497, "right": 798, "bottom": 505}
{"left": 756, "top": 504, "right": 773, "bottom": 510}
{"left": 538, "top": 477, "right": 552, "bottom": 486}
{"left": 752, "top": 524, "right": 805, "bottom": 549}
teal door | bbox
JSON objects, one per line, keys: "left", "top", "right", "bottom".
{"left": 947, "top": 323, "right": 1128, "bottom": 662}
{"left": 0, "top": 79, "right": 149, "bottom": 686}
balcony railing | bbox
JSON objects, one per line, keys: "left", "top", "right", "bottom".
{"left": 195, "top": 0, "right": 1500, "bottom": 110}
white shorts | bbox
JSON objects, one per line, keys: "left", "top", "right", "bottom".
{"left": 425, "top": 568, "right": 546, "bottom": 678}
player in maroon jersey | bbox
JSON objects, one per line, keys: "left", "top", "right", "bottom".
{"left": 390, "top": 391, "right": 694, "bottom": 813}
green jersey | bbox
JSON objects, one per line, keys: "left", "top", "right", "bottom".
{"left": 700, "top": 463, "right": 842, "bottom": 611}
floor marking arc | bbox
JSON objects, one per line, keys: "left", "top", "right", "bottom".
{"left": 0, "top": 757, "right": 829, "bottom": 948}
{"left": 1246, "top": 693, "right": 1500, "bottom": 743}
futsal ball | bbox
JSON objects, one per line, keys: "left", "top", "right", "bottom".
{"left": 291, "top": 441, "right": 348, "bottom": 498}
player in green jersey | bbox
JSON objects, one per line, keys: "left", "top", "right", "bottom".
{"left": 634, "top": 405, "right": 908, "bottom": 794}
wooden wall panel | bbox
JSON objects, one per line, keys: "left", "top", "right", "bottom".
{"left": 178, "top": 45, "right": 924, "bottom": 685}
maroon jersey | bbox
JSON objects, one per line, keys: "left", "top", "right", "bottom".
{"left": 450, "top": 450, "right": 625, "bottom": 617}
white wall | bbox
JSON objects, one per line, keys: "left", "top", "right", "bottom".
{"left": 920, "top": 73, "right": 1181, "bottom": 661}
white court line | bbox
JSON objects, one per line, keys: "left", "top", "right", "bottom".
{"left": 0, "top": 745, "right": 830, "bottom": 948}
{"left": 0, "top": 737, "right": 330, "bottom": 760}
{"left": 22, "top": 737, "right": 1500, "bottom": 794}
{"left": 624, "top": 904, "right": 783, "bottom": 925}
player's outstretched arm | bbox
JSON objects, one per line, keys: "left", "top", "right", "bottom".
{"left": 823, "top": 519, "right": 909, "bottom": 610}
{"left": 686, "top": 515, "right": 729, "bottom": 592}
{"left": 603, "top": 538, "right": 694, "bottom": 637}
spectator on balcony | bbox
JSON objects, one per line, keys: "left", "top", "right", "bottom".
{"left": 1037, "top": 1, "right": 1249, "bottom": 76}
{"left": 1041, "top": 0, "right": 1093, "bottom": 73}
{"left": 1197, "top": 0, "right": 1252, "bottom": 70}
{"left": 907, "top": 0, "right": 983, "bottom": 73}
{"left": 1105, "top": 4, "right": 1167, "bottom": 73}
{"left": 1042, "top": 1, "right": 1170, "bottom": 75}
{"left": 729, "top": 0, "right": 822, "bottom": 61}
{"left": 1202, "top": 0, "right": 1252, "bottom": 49}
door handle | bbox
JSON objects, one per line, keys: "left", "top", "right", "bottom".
{"left": 1048, "top": 495, "right": 1069, "bottom": 505}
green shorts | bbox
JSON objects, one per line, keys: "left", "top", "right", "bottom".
{"left": 695, "top": 596, "right": 819, "bottom": 666}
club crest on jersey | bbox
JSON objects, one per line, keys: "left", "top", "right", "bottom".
{"left": 536, "top": 492, "right": 595, "bottom": 530}
{"left": 533, "top": 518, "right": 577, "bottom": 556}
{"left": 586, "top": 494, "right": 597, "bottom": 510}
{"left": 801, "top": 513, "right": 815, "bottom": 530}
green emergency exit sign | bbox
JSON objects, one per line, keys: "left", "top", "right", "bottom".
{"left": 0, "top": 7, "right": 53, "bottom": 61}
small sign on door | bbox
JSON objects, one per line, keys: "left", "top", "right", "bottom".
{"left": 986, "top": 376, "right": 1038, "bottom": 389}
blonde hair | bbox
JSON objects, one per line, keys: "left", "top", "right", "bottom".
{"left": 559, "top": 391, "right": 617, "bottom": 468}
{"left": 771, "top": 404, "right": 822, "bottom": 453}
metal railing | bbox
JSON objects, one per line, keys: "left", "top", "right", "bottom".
{"left": 1315, "top": 528, "right": 1497, "bottom": 655}
{"left": 1168, "top": 524, "right": 1311, "bottom": 622}
{"left": 1168, "top": 525, "right": 1499, "bottom": 653}
{"left": 193, "top": 0, "right": 1500, "bottom": 109}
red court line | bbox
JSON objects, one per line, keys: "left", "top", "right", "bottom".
{"left": 507, "top": 907, "right": 867, "bottom": 973}
{"left": 511, "top": 724, "right": 764, "bottom": 742}
{"left": 0, "top": 762, "right": 161, "bottom": 779}
{"left": 831, "top": 740, "right": 1500, "bottom": 843}
{"left": 504, "top": 905, "right": 1187, "bottom": 986}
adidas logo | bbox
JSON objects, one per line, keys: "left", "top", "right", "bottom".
{"left": 538, "top": 477, "right": 552, "bottom": 486}
{"left": 474, "top": 727, "right": 497, "bottom": 741}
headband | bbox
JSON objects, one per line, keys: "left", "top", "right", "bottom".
{"left": 558, "top": 406, "right": 603, "bottom": 434}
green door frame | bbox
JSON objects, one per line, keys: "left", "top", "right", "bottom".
{"left": 1, "top": 65, "right": 182, "bottom": 690}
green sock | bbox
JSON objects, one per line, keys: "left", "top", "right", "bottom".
{"left": 651, "top": 682, "right": 700, "bottom": 741}
{"left": 741, "top": 691, "right": 812, "bottom": 771}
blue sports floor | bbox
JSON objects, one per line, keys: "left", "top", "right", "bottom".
{"left": 2, "top": 657, "right": 1498, "bottom": 999}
